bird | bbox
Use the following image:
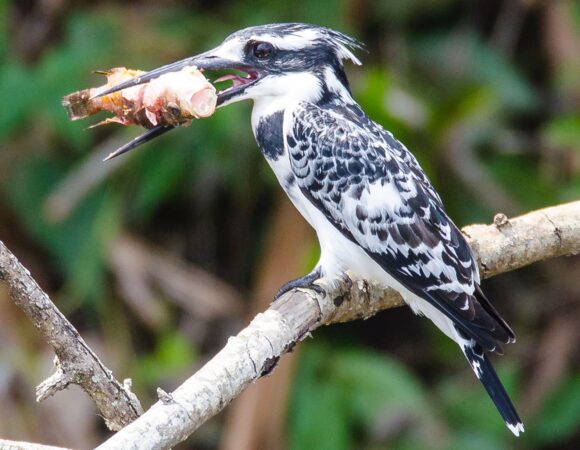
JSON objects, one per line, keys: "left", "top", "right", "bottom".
{"left": 97, "top": 23, "right": 524, "bottom": 436}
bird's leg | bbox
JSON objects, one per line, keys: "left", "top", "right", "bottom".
{"left": 272, "top": 266, "right": 324, "bottom": 301}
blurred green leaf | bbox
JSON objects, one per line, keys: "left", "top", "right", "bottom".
{"left": 0, "top": 64, "right": 37, "bottom": 137}
{"left": 542, "top": 115, "right": 580, "bottom": 150}
{"left": 413, "top": 31, "right": 538, "bottom": 112}
{"left": 528, "top": 375, "right": 580, "bottom": 445}
{"left": 127, "top": 142, "right": 193, "bottom": 221}
{"left": 135, "top": 330, "right": 198, "bottom": 387}
{"left": 485, "top": 154, "right": 559, "bottom": 210}
{"left": 372, "top": 0, "right": 457, "bottom": 23}
{"left": 289, "top": 343, "right": 443, "bottom": 450}
{"left": 0, "top": 1, "right": 6, "bottom": 61}
{"left": 334, "top": 349, "right": 433, "bottom": 425}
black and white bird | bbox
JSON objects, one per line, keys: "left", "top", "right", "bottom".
{"left": 99, "top": 23, "right": 524, "bottom": 435}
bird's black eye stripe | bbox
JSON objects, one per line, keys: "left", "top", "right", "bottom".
{"left": 252, "top": 41, "right": 274, "bottom": 59}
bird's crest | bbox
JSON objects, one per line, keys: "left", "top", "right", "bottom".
{"left": 233, "top": 23, "right": 364, "bottom": 66}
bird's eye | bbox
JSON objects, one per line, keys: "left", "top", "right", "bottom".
{"left": 253, "top": 41, "right": 274, "bottom": 59}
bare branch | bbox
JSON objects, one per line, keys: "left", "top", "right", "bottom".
{"left": 96, "top": 201, "right": 580, "bottom": 449}
{"left": 0, "top": 241, "right": 143, "bottom": 431}
{"left": 463, "top": 201, "right": 580, "bottom": 278}
{"left": 0, "top": 439, "right": 72, "bottom": 450}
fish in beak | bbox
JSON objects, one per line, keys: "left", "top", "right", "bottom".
{"left": 61, "top": 46, "right": 261, "bottom": 161}
{"left": 88, "top": 50, "right": 261, "bottom": 161}
{"left": 95, "top": 52, "right": 260, "bottom": 105}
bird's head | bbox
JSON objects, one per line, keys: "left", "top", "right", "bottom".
{"left": 207, "top": 23, "right": 362, "bottom": 106}
{"left": 98, "top": 23, "right": 363, "bottom": 159}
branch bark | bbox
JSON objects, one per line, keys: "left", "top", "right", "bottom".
{"left": 95, "top": 201, "right": 580, "bottom": 450}
{"left": 0, "top": 242, "right": 143, "bottom": 431}
{"left": 0, "top": 439, "right": 72, "bottom": 450}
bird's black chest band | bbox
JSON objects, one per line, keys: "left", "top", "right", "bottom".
{"left": 255, "top": 111, "right": 285, "bottom": 161}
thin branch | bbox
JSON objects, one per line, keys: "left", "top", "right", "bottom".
{"left": 96, "top": 201, "right": 580, "bottom": 450}
{"left": 0, "top": 242, "right": 143, "bottom": 431}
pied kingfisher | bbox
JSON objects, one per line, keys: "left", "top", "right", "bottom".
{"left": 100, "top": 23, "right": 524, "bottom": 436}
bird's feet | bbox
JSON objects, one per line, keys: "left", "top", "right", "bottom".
{"left": 273, "top": 267, "right": 324, "bottom": 301}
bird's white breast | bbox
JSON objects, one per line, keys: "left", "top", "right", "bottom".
{"left": 252, "top": 103, "right": 395, "bottom": 284}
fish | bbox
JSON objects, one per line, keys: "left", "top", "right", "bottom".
{"left": 63, "top": 66, "right": 217, "bottom": 129}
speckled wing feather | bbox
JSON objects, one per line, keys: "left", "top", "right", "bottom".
{"left": 287, "top": 102, "right": 514, "bottom": 351}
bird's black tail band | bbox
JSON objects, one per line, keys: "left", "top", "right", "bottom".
{"left": 462, "top": 343, "right": 524, "bottom": 436}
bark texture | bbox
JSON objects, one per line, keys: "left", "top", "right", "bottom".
{"left": 0, "top": 439, "right": 71, "bottom": 450}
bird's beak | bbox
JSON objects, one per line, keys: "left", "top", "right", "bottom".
{"left": 97, "top": 49, "right": 260, "bottom": 161}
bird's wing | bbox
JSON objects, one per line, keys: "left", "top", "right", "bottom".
{"left": 287, "top": 102, "right": 514, "bottom": 351}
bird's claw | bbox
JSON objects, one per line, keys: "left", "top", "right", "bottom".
{"left": 272, "top": 267, "right": 323, "bottom": 301}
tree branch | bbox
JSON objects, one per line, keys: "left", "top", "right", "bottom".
{"left": 0, "top": 242, "right": 143, "bottom": 431}
{"left": 463, "top": 203, "right": 580, "bottom": 277}
{"left": 95, "top": 201, "right": 580, "bottom": 450}
{"left": 0, "top": 439, "right": 72, "bottom": 450}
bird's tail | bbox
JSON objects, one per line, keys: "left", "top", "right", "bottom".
{"left": 461, "top": 342, "right": 524, "bottom": 436}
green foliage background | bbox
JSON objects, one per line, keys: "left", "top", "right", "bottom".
{"left": 0, "top": 1, "right": 578, "bottom": 449}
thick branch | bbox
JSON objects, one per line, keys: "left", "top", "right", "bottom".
{"left": 0, "top": 242, "right": 143, "bottom": 431}
{"left": 0, "top": 439, "right": 71, "bottom": 450}
{"left": 96, "top": 201, "right": 580, "bottom": 450}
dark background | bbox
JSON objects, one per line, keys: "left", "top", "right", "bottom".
{"left": 0, "top": 1, "right": 579, "bottom": 449}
